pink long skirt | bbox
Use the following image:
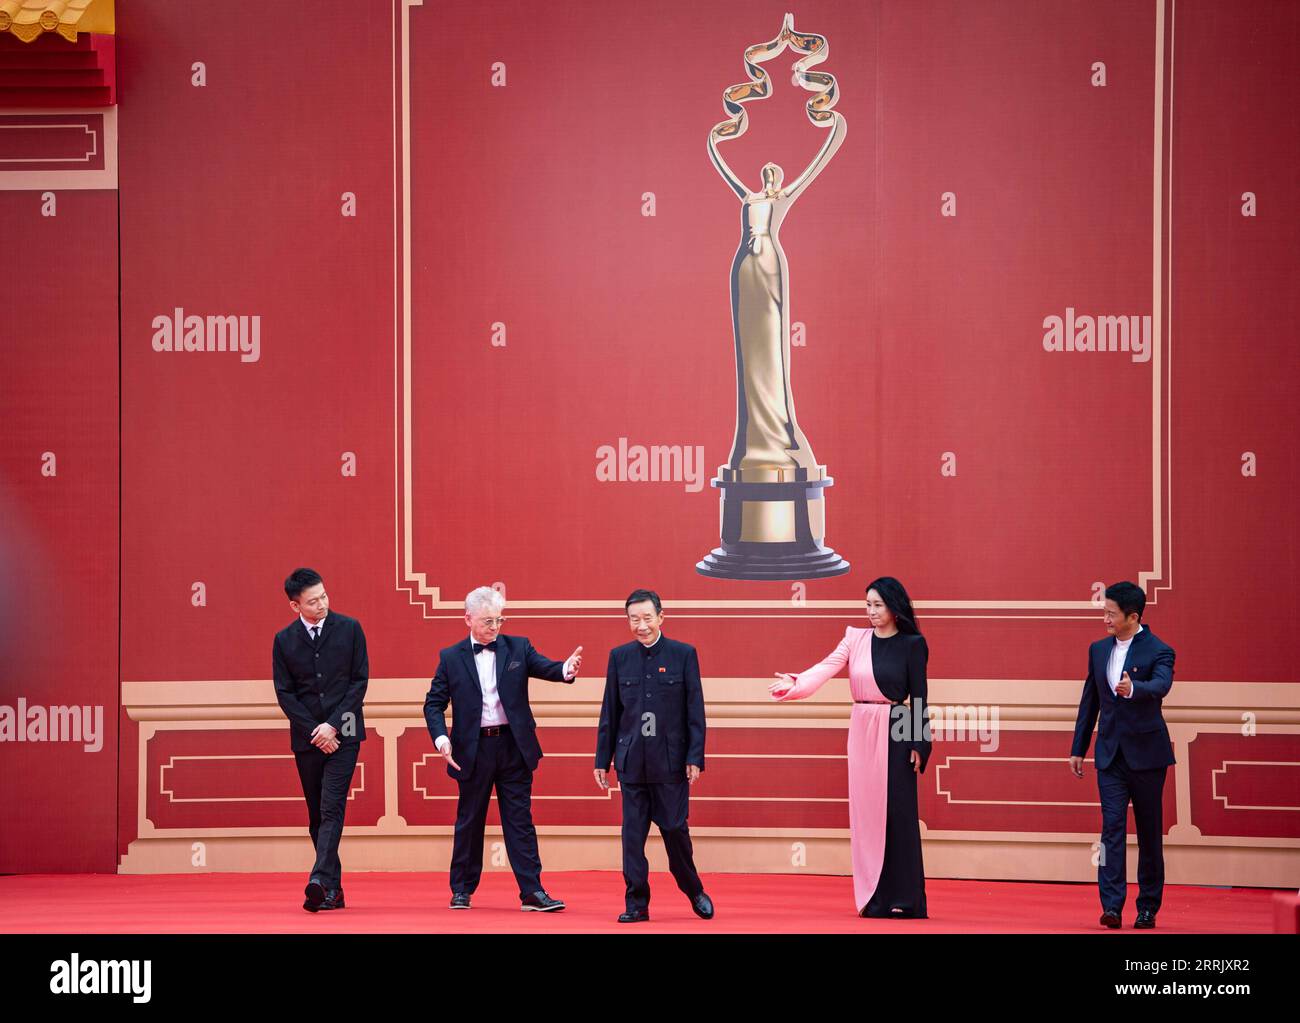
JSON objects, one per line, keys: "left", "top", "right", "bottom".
{"left": 847, "top": 702, "right": 890, "bottom": 912}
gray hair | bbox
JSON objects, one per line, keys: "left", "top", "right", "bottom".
{"left": 464, "top": 586, "right": 505, "bottom": 617}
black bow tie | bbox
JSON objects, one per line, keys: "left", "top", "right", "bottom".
{"left": 472, "top": 641, "right": 498, "bottom": 654}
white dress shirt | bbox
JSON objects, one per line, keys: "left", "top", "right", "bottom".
{"left": 299, "top": 613, "right": 330, "bottom": 736}
{"left": 474, "top": 636, "right": 509, "bottom": 728}
{"left": 435, "top": 636, "right": 504, "bottom": 753}
{"left": 1106, "top": 624, "right": 1143, "bottom": 698}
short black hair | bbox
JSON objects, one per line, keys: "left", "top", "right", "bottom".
{"left": 1105, "top": 581, "right": 1146, "bottom": 622}
{"left": 285, "top": 567, "right": 323, "bottom": 601}
{"left": 625, "top": 589, "right": 662, "bottom": 614}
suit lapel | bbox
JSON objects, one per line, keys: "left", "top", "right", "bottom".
{"left": 1120, "top": 626, "right": 1147, "bottom": 680}
{"left": 1100, "top": 628, "right": 1145, "bottom": 702}
{"left": 458, "top": 638, "right": 480, "bottom": 688}
{"left": 495, "top": 634, "right": 510, "bottom": 693}
{"left": 1099, "top": 639, "right": 1118, "bottom": 701}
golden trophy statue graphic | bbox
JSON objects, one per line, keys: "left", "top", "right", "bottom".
{"left": 696, "top": 13, "right": 851, "bottom": 580}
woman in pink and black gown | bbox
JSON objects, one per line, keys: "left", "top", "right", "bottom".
{"left": 770, "top": 576, "right": 930, "bottom": 917}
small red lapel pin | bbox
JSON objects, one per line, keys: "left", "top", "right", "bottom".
{"left": 659, "top": 667, "right": 666, "bottom": 672}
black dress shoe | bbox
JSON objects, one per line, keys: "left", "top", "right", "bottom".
{"left": 303, "top": 881, "right": 326, "bottom": 913}
{"left": 618, "top": 907, "right": 650, "bottom": 923}
{"left": 321, "top": 888, "right": 345, "bottom": 910}
{"left": 521, "top": 890, "right": 565, "bottom": 912}
{"left": 690, "top": 891, "right": 715, "bottom": 920}
{"left": 449, "top": 892, "right": 471, "bottom": 910}
{"left": 1134, "top": 910, "right": 1156, "bottom": 929}
{"left": 1099, "top": 907, "right": 1122, "bottom": 929}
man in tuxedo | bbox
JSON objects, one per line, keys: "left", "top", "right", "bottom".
{"left": 1069, "top": 581, "right": 1175, "bottom": 929}
{"left": 424, "top": 586, "right": 582, "bottom": 911}
{"left": 594, "top": 589, "right": 712, "bottom": 923}
{"left": 271, "top": 567, "right": 369, "bottom": 912}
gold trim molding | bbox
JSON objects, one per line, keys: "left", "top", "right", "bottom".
{"left": 119, "top": 677, "right": 1300, "bottom": 887}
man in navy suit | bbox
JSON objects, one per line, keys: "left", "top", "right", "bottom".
{"left": 1070, "top": 581, "right": 1175, "bottom": 929}
{"left": 272, "top": 567, "right": 369, "bottom": 912}
{"left": 424, "top": 586, "right": 582, "bottom": 911}
{"left": 595, "top": 589, "right": 712, "bottom": 923}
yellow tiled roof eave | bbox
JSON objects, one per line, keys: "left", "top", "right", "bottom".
{"left": 0, "top": 0, "right": 114, "bottom": 44}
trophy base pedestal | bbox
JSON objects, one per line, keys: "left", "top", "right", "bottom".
{"left": 696, "top": 470, "right": 850, "bottom": 581}
{"left": 696, "top": 544, "right": 850, "bottom": 580}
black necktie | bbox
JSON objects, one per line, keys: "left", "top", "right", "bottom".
{"left": 473, "top": 641, "right": 497, "bottom": 654}
{"left": 310, "top": 626, "right": 320, "bottom": 642}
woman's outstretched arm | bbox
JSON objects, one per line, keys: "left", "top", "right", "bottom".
{"left": 771, "top": 626, "right": 853, "bottom": 701}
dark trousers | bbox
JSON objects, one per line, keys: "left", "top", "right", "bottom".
{"left": 449, "top": 728, "right": 543, "bottom": 899}
{"left": 621, "top": 779, "right": 703, "bottom": 911}
{"left": 293, "top": 741, "right": 360, "bottom": 889}
{"left": 1097, "top": 745, "right": 1167, "bottom": 914}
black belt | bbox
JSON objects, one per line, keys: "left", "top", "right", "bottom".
{"left": 480, "top": 725, "right": 510, "bottom": 736}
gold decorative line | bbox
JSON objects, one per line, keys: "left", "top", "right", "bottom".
{"left": 391, "top": 2, "right": 1174, "bottom": 616}
{"left": 0, "top": 107, "right": 115, "bottom": 191}
{"left": 410, "top": 752, "right": 848, "bottom": 802}
{"left": 1157, "top": 0, "right": 1177, "bottom": 603}
{"left": 935, "top": 756, "right": 1100, "bottom": 807}
{"left": 392, "top": 0, "right": 402, "bottom": 615}
{"left": 159, "top": 755, "right": 366, "bottom": 804}
{"left": 1210, "top": 760, "right": 1300, "bottom": 812}
{"left": 1141, "top": 0, "right": 1175, "bottom": 603}
{"left": 395, "top": 600, "right": 1101, "bottom": 610}
{"left": 673, "top": 796, "right": 848, "bottom": 803}
{"left": 410, "top": 752, "right": 439, "bottom": 801}
{"left": 408, "top": 715, "right": 852, "bottom": 800}
{"left": 400, "top": 0, "right": 424, "bottom": 609}
{"left": 412, "top": 793, "right": 848, "bottom": 803}
{"left": 0, "top": 123, "right": 97, "bottom": 164}
{"left": 124, "top": 677, "right": 1300, "bottom": 687}
{"left": 541, "top": 751, "right": 846, "bottom": 760}
{"left": 692, "top": 753, "right": 845, "bottom": 759}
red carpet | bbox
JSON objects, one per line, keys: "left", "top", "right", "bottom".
{"left": 0, "top": 872, "right": 1280, "bottom": 933}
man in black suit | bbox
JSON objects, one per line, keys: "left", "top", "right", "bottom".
{"left": 1070, "top": 581, "right": 1175, "bottom": 929}
{"left": 424, "top": 586, "right": 582, "bottom": 911}
{"left": 595, "top": 589, "right": 712, "bottom": 923}
{"left": 272, "top": 567, "right": 369, "bottom": 912}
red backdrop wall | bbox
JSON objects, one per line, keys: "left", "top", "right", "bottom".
{"left": 1, "top": 0, "right": 1296, "bottom": 874}
{"left": 0, "top": 189, "right": 119, "bottom": 872}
